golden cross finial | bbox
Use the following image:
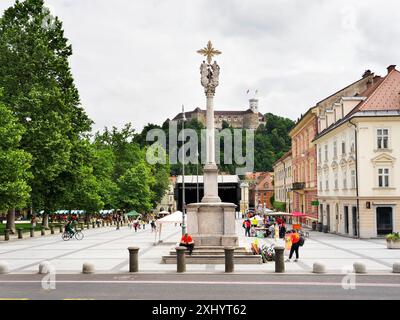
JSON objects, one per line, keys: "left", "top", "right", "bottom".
{"left": 197, "top": 41, "right": 222, "bottom": 64}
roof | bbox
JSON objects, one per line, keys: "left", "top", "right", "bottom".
{"left": 314, "top": 67, "right": 400, "bottom": 141}
{"left": 176, "top": 175, "right": 240, "bottom": 184}
{"left": 272, "top": 150, "right": 292, "bottom": 167}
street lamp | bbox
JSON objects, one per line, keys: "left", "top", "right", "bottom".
{"left": 181, "top": 105, "right": 187, "bottom": 235}
{"left": 196, "top": 148, "right": 200, "bottom": 203}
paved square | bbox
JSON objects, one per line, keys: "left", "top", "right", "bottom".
{"left": 0, "top": 220, "right": 399, "bottom": 273}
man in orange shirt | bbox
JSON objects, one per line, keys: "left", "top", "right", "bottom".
{"left": 180, "top": 233, "right": 195, "bottom": 255}
{"left": 286, "top": 230, "right": 301, "bottom": 262}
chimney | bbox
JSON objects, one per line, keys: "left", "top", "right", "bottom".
{"left": 387, "top": 65, "right": 396, "bottom": 74}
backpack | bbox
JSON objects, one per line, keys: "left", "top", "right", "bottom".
{"left": 298, "top": 235, "right": 305, "bottom": 246}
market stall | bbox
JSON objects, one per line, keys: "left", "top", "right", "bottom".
{"left": 154, "top": 211, "right": 183, "bottom": 245}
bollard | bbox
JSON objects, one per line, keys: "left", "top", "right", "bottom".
{"left": 176, "top": 246, "right": 187, "bottom": 273}
{"left": 0, "top": 262, "right": 10, "bottom": 274}
{"left": 50, "top": 225, "right": 55, "bottom": 235}
{"left": 313, "top": 262, "right": 326, "bottom": 274}
{"left": 86, "top": 223, "right": 90, "bottom": 229}
{"left": 92, "top": 222, "right": 96, "bottom": 229}
{"left": 17, "top": 228, "right": 23, "bottom": 239}
{"left": 82, "top": 262, "right": 95, "bottom": 274}
{"left": 224, "top": 247, "right": 235, "bottom": 273}
{"left": 39, "top": 262, "right": 54, "bottom": 274}
{"left": 59, "top": 225, "right": 63, "bottom": 233}
{"left": 393, "top": 262, "right": 400, "bottom": 274}
{"left": 116, "top": 221, "right": 120, "bottom": 230}
{"left": 274, "top": 246, "right": 285, "bottom": 273}
{"left": 4, "top": 229, "right": 10, "bottom": 241}
{"left": 30, "top": 227, "right": 35, "bottom": 238}
{"left": 353, "top": 262, "right": 366, "bottom": 274}
{"left": 128, "top": 247, "right": 140, "bottom": 272}
{"left": 102, "top": 221, "right": 105, "bottom": 227}
{"left": 41, "top": 228, "right": 45, "bottom": 236}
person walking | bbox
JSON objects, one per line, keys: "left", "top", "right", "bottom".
{"left": 151, "top": 220, "right": 156, "bottom": 232}
{"left": 286, "top": 229, "right": 301, "bottom": 262}
{"left": 244, "top": 219, "right": 251, "bottom": 237}
{"left": 274, "top": 223, "right": 280, "bottom": 243}
{"left": 134, "top": 220, "right": 139, "bottom": 232}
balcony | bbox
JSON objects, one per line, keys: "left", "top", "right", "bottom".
{"left": 292, "top": 182, "right": 306, "bottom": 190}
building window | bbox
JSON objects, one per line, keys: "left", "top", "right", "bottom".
{"left": 319, "top": 180, "right": 323, "bottom": 191}
{"left": 351, "top": 170, "right": 356, "bottom": 189}
{"left": 334, "top": 172, "right": 338, "bottom": 190}
{"left": 378, "top": 168, "right": 389, "bottom": 187}
{"left": 343, "top": 172, "right": 347, "bottom": 189}
{"left": 325, "top": 179, "right": 329, "bottom": 191}
{"left": 377, "top": 129, "right": 389, "bottom": 149}
{"left": 341, "top": 140, "right": 346, "bottom": 155}
{"left": 318, "top": 147, "right": 322, "bottom": 163}
{"left": 333, "top": 140, "right": 337, "bottom": 158}
{"left": 324, "top": 145, "right": 328, "bottom": 162}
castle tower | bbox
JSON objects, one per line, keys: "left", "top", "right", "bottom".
{"left": 249, "top": 98, "right": 259, "bottom": 113}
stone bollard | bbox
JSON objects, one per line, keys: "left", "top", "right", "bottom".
{"left": 92, "top": 222, "right": 96, "bottom": 229}
{"left": 59, "top": 225, "right": 63, "bottom": 233}
{"left": 128, "top": 247, "right": 140, "bottom": 272}
{"left": 0, "top": 262, "right": 10, "bottom": 274}
{"left": 176, "top": 246, "right": 186, "bottom": 273}
{"left": 17, "top": 229, "right": 23, "bottom": 239}
{"left": 393, "top": 262, "right": 400, "bottom": 274}
{"left": 353, "top": 262, "right": 366, "bottom": 274}
{"left": 274, "top": 246, "right": 285, "bottom": 273}
{"left": 41, "top": 228, "right": 45, "bottom": 236}
{"left": 39, "top": 261, "right": 54, "bottom": 274}
{"left": 313, "top": 262, "right": 327, "bottom": 274}
{"left": 82, "top": 262, "right": 95, "bottom": 274}
{"left": 50, "top": 225, "right": 55, "bottom": 234}
{"left": 116, "top": 221, "right": 120, "bottom": 230}
{"left": 30, "top": 227, "right": 35, "bottom": 238}
{"left": 224, "top": 247, "right": 235, "bottom": 273}
{"left": 4, "top": 229, "right": 10, "bottom": 241}
{"left": 102, "top": 221, "right": 105, "bottom": 227}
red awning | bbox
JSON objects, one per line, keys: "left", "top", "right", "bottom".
{"left": 291, "top": 211, "right": 307, "bottom": 217}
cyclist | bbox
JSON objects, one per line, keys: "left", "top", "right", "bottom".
{"left": 65, "top": 220, "right": 75, "bottom": 237}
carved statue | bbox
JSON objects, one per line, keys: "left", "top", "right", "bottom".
{"left": 200, "top": 61, "right": 210, "bottom": 87}
{"left": 211, "top": 61, "right": 220, "bottom": 87}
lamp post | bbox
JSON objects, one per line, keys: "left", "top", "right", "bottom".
{"left": 181, "top": 105, "right": 187, "bottom": 235}
{"left": 196, "top": 149, "right": 200, "bottom": 203}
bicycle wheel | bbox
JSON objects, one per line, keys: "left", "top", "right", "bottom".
{"left": 75, "top": 231, "right": 84, "bottom": 240}
{"left": 62, "top": 232, "right": 71, "bottom": 241}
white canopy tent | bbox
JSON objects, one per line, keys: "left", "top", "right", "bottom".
{"left": 154, "top": 211, "right": 184, "bottom": 245}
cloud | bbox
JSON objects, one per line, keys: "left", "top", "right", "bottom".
{"left": 0, "top": 0, "right": 398, "bottom": 133}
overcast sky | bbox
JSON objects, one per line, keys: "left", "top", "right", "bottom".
{"left": 1, "top": 0, "right": 399, "bottom": 133}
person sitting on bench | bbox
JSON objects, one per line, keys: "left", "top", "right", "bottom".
{"left": 180, "top": 233, "right": 194, "bottom": 255}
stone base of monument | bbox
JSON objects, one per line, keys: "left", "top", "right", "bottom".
{"left": 160, "top": 201, "right": 262, "bottom": 264}
{"left": 161, "top": 246, "right": 262, "bottom": 264}
{"left": 186, "top": 202, "right": 238, "bottom": 247}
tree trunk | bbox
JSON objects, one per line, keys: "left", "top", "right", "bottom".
{"left": 42, "top": 213, "right": 49, "bottom": 229}
{"left": 6, "top": 208, "right": 16, "bottom": 234}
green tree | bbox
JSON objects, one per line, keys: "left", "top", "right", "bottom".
{"left": 0, "top": 100, "right": 32, "bottom": 233}
{"left": 0, "top": 0, "right": 93, "bottom": 227}
{"left": 117, "top": 162, "right": 153, "bottom": 213}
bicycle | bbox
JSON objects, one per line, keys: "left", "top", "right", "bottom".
{"left": 62, "top": 229, "right": 84, "bottom": 241}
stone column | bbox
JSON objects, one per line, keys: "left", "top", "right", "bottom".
{"left": 176, "top": 246, "right": 186, "bottom": 273}
{"left": 17, "top": 229, "right": 23, "bottom": 239}
{"left": 202, "top": 91, "right": 221, "bottom": 204}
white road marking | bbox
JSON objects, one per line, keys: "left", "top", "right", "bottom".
{"left": 0, "top": 280, "right": 399, "bottom": 288}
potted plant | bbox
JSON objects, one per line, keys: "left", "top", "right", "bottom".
{"left": 386, "top": 232, "right": 400, "bottom": 249}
